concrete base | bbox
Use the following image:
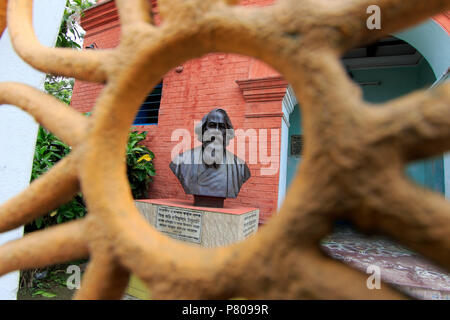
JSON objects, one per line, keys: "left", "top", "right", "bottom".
{"left": 135, "top": 198, "right": 259, "bottom": 248}
{"left": 127, "top": 198, "right": 260, "bottom": 299}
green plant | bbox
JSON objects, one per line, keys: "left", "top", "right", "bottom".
{"left": 30, "top": 128, "right": 156, "bottom": 229}
{"left": 19, "top": 262, "right": 86, "bottom": 299}
{"left": 30, "top": 127, "right": 86, "bottom": 230}
{"left": 57, "top": 0, "right": 96, "bottom": 50}
{"left": 43, "top": 0, "right": 95, "bottom": 109}
{"left": 32, "top": 290, "right": 57, "bottom": 298}
{"left": 44, "top": 77, "right": 74, "bottom": 105}
{"left": 127, "top": 130, "right": 156, "bottom": 199}
{"left": 31, "top": 127, "right": 70, "bottom": 180}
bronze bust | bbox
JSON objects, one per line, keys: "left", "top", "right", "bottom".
{"left": 169, "top": 109, "right": 251, "bottom": 208}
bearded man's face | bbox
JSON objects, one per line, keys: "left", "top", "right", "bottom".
{"left": 202, "top": 111, "right": 227, "bottom": 165}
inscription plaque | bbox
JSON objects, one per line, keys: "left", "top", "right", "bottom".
{"left": 156, "top": 206, "right": 203, "bottom": 244}
{"left": 243, "top": 211, "right": 259, "bottom": 237}
{"left": 290, "top": 135, "right": 303, "bottom": 157}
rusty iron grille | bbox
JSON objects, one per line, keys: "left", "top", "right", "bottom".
{"left": 0, "top": 0, "right": 449, "bottom": 299}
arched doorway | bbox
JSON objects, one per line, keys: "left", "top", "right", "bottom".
{"left": 395, "top": 19, "right": 450, "bottom": 197}
{"left": 283, "top": 18, "right": 450, "bottom": 199}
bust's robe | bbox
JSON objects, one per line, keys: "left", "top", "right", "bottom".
{"left": 169, "top": 146, "right": 250, "bottom": 198}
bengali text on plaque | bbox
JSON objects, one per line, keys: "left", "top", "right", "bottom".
{"left": 156, "top": 206, "right": 203, "bottom": 244}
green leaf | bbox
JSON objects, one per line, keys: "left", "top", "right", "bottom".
{"left": 35, "top": 217, "right": 43, "bottom": 229}
{"left": 33, "top": 290, "right": 57, "bottom": 298}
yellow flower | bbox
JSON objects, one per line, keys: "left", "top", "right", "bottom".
{"left": 50, "top": 211, "right": 57, "bottom": 217}
{"left": 137, "top": 154, "right": 152, "bottom": 163}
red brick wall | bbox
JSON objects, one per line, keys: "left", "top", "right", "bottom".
{"left": 72, "top": 0, "right": 284, "bottom": 223}
{"left": 433, "top": 12, "right": 450, "bottom": 35}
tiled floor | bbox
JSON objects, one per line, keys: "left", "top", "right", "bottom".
{"left": 321, "top": 226, "right": 450, "bottom": 300}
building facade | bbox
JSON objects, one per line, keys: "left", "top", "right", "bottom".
{"left": 71, "top": 0, "right": 450, "bottom": 224}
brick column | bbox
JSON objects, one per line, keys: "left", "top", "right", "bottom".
{"left": 236, "top": 76, "right": 290, "bottom": 222}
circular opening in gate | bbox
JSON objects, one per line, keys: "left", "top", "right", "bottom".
{"left": 125, "top": 53, "right": 300, "bottom": 246}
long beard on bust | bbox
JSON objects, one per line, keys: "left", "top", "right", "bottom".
{"left": 202, "top": 129, "right": 225, "bottom": 167}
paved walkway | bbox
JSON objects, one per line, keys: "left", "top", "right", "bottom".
{"left": 121, "top": 226, "right": 450, "bottom": 300}
{"left": 321, "top": 226, "right": 450, "bottom": 300}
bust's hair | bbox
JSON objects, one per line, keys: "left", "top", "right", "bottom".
{"left": 195, "top": 108, "right": 235, "bottom": 145}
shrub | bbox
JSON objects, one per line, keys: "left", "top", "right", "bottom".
{"left": 28, "top": 128, "right": 155, "bottom": 230}
{"left": 30, "top": 127, "right": 86, "bottom": 230}
{"left": 127, "top": 130, "right": 156, "bottom": 199}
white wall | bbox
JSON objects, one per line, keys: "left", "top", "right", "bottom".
{"left": 0, "top": 1, "right": 66, "bottom": 300}
{"left": 278, "top": 87, "right": 297, "bottom": 209}
{"left": 277, "top": 118, "right": 289, "bottom": 209}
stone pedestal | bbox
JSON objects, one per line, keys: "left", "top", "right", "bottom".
{"left": 135, "top": 198, "right": 259, "bottom": 248}
{"left": 127, "top": 198, "right": 259, "bottom": 299}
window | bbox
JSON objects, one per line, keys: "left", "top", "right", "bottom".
{"left": 133, "top": 81, "right": 163, "bottom": 125}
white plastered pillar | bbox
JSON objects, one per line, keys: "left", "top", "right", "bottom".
{"left": 0, "top": 1, "right": 66, "bottom": 300}
{"left": 277, "top": 86, "right": 297, "bottom": 209}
